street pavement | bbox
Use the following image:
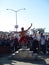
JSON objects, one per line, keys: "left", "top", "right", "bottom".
{"left": 0, "top": 54, "right": 49, "bottom": 65}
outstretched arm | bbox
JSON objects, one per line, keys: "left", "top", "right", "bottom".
{"left": 26, "top": 23, "right": 32, "bottom": 31}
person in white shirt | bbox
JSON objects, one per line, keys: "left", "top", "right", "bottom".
{"left": 40, "top": 33, "right": 46, "bottom": 54}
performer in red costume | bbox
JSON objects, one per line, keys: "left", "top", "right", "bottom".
{"left": 16, "top": 23, "right": 32, "bottom": 46}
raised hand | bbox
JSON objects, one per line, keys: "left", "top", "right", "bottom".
{"left": 31, "top": 23, "right": 32, "bottom": 26}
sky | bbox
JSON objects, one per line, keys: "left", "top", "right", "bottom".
{"left": 0, "top": 0, "right": 49, "bottom": 32}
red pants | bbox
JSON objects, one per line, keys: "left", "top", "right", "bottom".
{"left": 19, "top": 36, "right": 27, "bottom": 45}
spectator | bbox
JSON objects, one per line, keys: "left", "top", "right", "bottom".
{"left": 40, "top": 33, "right": 46, "bottom": 54}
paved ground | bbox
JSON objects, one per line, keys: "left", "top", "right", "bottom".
{"left": 0, "top": 54, "right": 49, "bottom": 65}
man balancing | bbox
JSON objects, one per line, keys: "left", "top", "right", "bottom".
{"left": 16, "top": 23, "right": 32, "bottom": 48}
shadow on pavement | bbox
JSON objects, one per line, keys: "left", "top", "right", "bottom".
{"left": 0, "top": 56, "right": 17, "bottom": 65}
{"left": 8, "top": 53, "right": 49, "bottom": 65}
{"left": 11, "top": 58, "right": 47, "bottom": 65}
{"left": 0, "top": 54, "right": 49, "bottom": 65}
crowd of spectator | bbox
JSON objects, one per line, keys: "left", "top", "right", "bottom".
{"left": 0, "top": 31, "right": 49, "bottom": 54}
{"left": 0, "top": 34, "right": 19, "bottom": 53}
{"left": 27, "top": 32, "right": 49, "bottom": 54}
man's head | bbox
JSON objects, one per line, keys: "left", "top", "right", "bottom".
{"left": 21, "top": 27, "right": 24, "bottom": 31}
